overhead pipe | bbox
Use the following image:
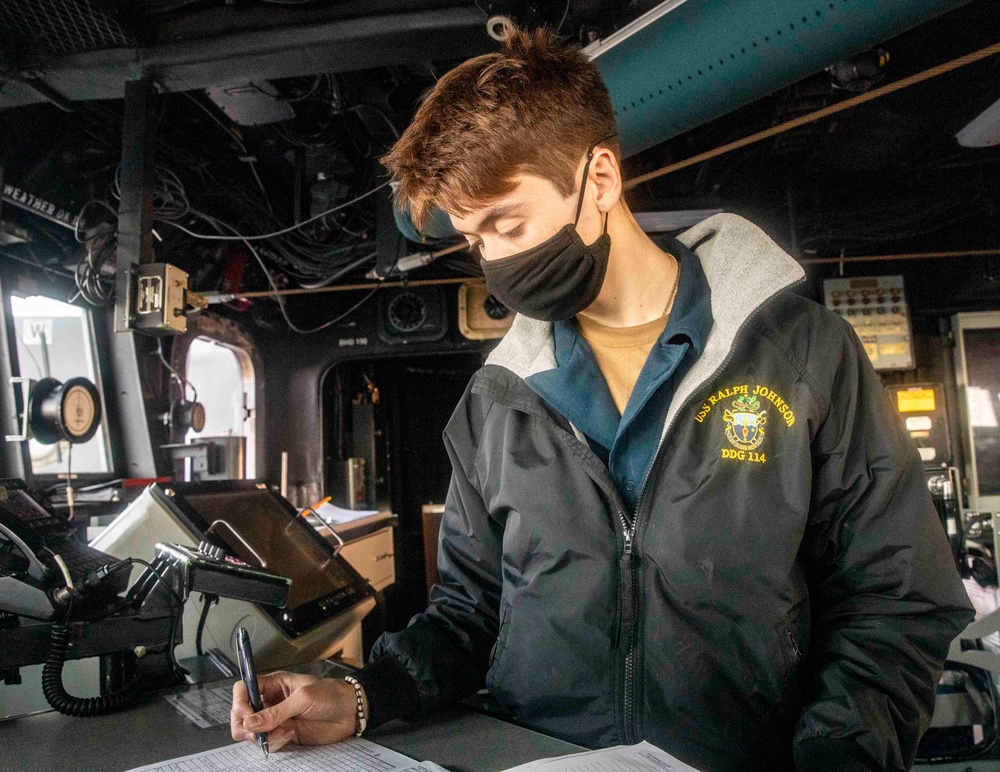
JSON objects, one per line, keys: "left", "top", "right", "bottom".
{"left": 594, "top": 0, "right": 974, "bottom": 156}
{"left": 624, "top": 37, "right": 1000, "bottom": 190}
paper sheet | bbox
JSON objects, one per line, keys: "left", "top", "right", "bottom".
{"left": 500, "top": 741, "right": 702, "bottom": 772}
{"left": 164, "top": 686, "right": 235, "bottom": 729}
{"left": 309, "top": 501, "right": 380, "bottom": 525}
{"left": 125, "top": 739, "right": 447, "bottom": 772}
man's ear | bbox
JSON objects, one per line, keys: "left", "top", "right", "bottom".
{"left": 591, "top": 149, "right": 623, "bottom": 213}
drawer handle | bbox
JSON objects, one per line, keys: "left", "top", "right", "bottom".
{"left": 374, "top": 552, "right": 394, "bottom": 562}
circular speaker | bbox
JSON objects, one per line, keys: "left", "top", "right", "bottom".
{"left": 28, "top": 377, "right": 102, "bottom": 445}
{"left": 172, "top": 400, "right": 207, "bottom": 434}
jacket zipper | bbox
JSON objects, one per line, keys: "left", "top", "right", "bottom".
{"left": 615, "top": 276, "right": 805, "bottom": 744}
{"left": 785, "top": 623, "right": 802, "bottom": 661}
{"left": 617, "top": 511, "right": 635, "bottom": 743}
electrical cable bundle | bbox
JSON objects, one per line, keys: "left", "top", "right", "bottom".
{"left": 181, "top": 209, "right": 380, "bottom": 334}
{"left": 153, "top": 162, "right": 388, "bottom": 298}
{"left": 111, "top": 165, "right": 191, "bottom": 222}
{"left": 74, "top": 161, "right": 380, "bottom": 291}
{"left": 143, "top": 159, "right": 383, "bottom": 284}
{"left": 66, "top": 77, "right": 400, "bottom": 320}
{"left": 73, "top": 200, "right": 119, "bottom": 306}
{"left": 73, "top": 235, "right": 117, "bottom": 306}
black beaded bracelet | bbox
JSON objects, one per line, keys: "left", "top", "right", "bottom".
{"left": 344, "top": 676, "right": 368, "bottom": 737}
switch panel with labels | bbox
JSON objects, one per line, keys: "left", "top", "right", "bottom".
{"left": 823, "top": 275, "right": 914, "bottom": 370}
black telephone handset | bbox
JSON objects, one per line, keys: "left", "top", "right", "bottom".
{"left": 0, "top": 482, "right": 70, "bottom": 583}
{"left": 0, "top": 512, "right": 63, "bottom": 620}
{"left": 0, "top": 517, "right": 52, "bottom": 583}
{"left": 0, "top": 481, "right": 130, "bottom": 620}
{"left": 0, "top": 481, "right": 87, "bottom": 619}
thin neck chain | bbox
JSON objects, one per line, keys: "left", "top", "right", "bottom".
{"left": 662, "top": 253, "right": 680, "bottom": 318}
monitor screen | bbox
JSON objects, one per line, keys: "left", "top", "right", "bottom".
{"left": 2, "top": 489, "right": 53, "bottom": 524}
{"left": 177, "top": 487, "right": 355, "bottom": 613}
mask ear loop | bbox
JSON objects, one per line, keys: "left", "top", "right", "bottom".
{"left": 573, "top": 132, "right": 618, "bottom": 229}
{"left": 572, "top": 154, "right": 596, "bottom": 226}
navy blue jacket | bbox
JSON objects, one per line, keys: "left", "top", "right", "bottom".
{"left": 358, "top": 214, "right": 973, "bottom": 771}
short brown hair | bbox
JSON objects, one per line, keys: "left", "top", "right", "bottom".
{"left": 382, "top": 27, "right": 619, "bottom": 230}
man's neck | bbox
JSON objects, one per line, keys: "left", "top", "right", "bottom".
{"left": 576, "top": 205, "right": 679, "bottom": 328}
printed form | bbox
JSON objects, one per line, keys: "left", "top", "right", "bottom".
{"left": 125, "top": 738, "right": 447, "bottom": 772}
{"left": 500, "top": 741, "right": 702, "bottom": 772}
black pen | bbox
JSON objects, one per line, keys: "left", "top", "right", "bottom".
{"left": 237, "top": 627, "right": 269, "bottom": 758}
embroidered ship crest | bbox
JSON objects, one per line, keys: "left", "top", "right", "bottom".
{"left": 723, "top": 393, "right": 767, "bottom": 451}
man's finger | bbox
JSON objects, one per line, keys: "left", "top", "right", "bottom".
{"left": 232, "top": 701, "right": 253, "bottom": 722}
{"left": 257, "top": 675, "right": 295, "bottom": 706}
{"left": 261, "top": 671, "right": 317, "bottom": 694}
{"left": 267, "top": 726, "right": 295, "bottom": 752}
{"left": 243, "top": 690, "right": 306, "bottom": 733}
{"left": 231, "top": 681, "right": 252, "bottom": 740}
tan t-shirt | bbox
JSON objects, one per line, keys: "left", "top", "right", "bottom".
{"left": 574, "top": 312, "right": 669, "bottom": 416}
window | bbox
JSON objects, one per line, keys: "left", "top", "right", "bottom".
{"left": 9, "top": 295, "right": 111, "bottom": 475}
{"left": 954, "top": 312, "right": 1000, "bottom": 511}
{"left": 184, "top": 337, "right": 256, "bottom": 477}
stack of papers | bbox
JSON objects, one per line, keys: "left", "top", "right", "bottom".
{"left": 127, "top": 739, "right": 447, "bottom": 772}
{"left": 128, "top": 739, "right": 701, "bottom": 772}
{"left": 501, "top": 741, "right": 702, "bottom": 771}
{"left": 306, "top": 501, "right": 383, "bottom": 526}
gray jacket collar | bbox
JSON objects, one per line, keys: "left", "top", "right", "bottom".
{"left": 484, "top": 212, "right": 805, "bottom": 437}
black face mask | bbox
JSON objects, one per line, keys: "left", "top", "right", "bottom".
{"left": 479, "top": 135, "right": 615, "bottom": 322}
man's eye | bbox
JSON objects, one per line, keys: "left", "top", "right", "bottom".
{"left": 499, "top": 226, "right": 523, "bottom": 241}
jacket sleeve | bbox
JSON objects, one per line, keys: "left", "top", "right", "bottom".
{"left": 360, "top": 377, "right": 504, "bottom": 725}
{"left": 792, "top": 317, "right": 975, "bottom": 771}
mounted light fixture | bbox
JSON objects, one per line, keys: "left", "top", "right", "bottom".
{"left": 957, "top": 96, "right": 1000, "bottom": 148}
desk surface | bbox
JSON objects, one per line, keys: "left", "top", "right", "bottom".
{"left": 0, "top": 662, "right": 581, "bottom": 772}
{"left": 4, "top": 663, "right": 1000, "bottom": 772}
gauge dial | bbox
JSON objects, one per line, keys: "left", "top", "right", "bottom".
{"left": 63, "top": 384, "right": 97, "bottom": 439}
{"left": 388, "top": 292, "right": 428, "bottom": 333}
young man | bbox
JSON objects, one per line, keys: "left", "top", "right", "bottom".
{"left": 232, "top": 28, "right": 973, "bottom": 771}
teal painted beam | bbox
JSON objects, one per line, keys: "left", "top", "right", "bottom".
{"left": 594, "top": 0, "right": 973, "bottom": 156}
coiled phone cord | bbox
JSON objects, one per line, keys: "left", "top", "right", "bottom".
{"left": 41, "top": 624, "right": 142, "bottom": 717}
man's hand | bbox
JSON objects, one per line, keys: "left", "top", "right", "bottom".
{"left": 230, "top": 671, "right": 359, "bottom": 752}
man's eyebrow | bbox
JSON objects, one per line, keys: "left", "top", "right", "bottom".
{"left": 454, "top": 203, "right": 524, "bottom": 235}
